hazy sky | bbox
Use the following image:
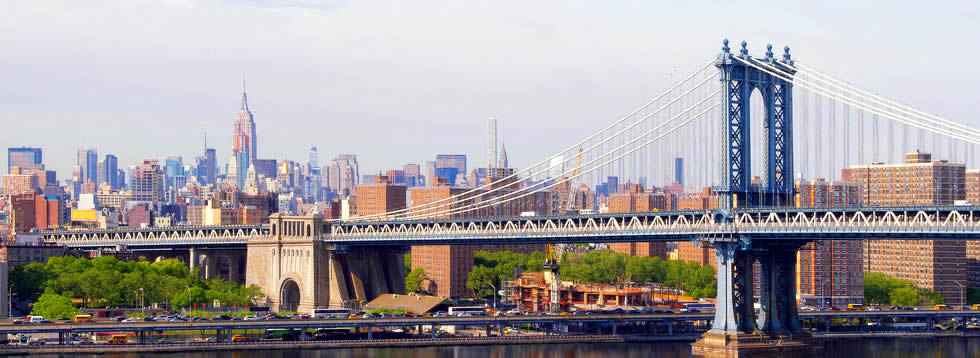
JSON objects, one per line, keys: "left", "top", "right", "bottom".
{"left": 1, "top": 0, "right": 978, "bottom": 178}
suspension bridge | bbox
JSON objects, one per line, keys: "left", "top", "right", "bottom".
{"left": 40, "top": 39, "right": 980, "bottom": 355}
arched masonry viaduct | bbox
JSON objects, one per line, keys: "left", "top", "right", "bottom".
{"left": 246, "top": 213, "right": 405, "bottom": 313}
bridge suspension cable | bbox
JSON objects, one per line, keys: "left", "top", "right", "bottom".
{"left": 402, "top": 92, "right": 721, "bottom": 220}
{"left": 399, "top": 76, "right": 719, "bottom": 220}
{"left": 345, "top": 59, "right": 718, "bottom": 222}
{"left": 795, "top": 63, "right": 980, "bottom": 138}
{"left": 740, "top": 58, "right": 980, "bottom": 146}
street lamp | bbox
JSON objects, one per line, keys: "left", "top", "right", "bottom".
{"left": 139, "top": 288, "right": 144, "bottom": 315}
{"left": 948, "top": 280, "right": 965, "bottom": 311}
{"left": 822, "top": 277, "right": 833, "bottom": 309}
{"left": 186, "top": 285, "right": 192, "bottom": 318}
{"left": 487, "top": 282, "right": 497, "bottom": 312}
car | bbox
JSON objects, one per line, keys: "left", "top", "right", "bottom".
{"left": 231, "top": 334, "right": 247, "bottom": 342}
{"left": 242, "top": 315, "right": 260, "bottom": 321}
{"left": 114, "top": 316, "right": 127, "bottom": 322}
{"left": 39, "top": 319, "right": 54, "bottom": 324}
{"left": 211, "top": 315, "right": 232, "bottom": 321}
{"left": 121, "top": 318, "right": 140, "bottom": 323}
{"left": 299, "top": 314, "right": 312, "bottom": 319}
{"left": 890, "top": 305, "right": 900, "bottom": 310}
{"left": 168, "top": 317, "right": 187, "bottom": 322}
{"left": 573, "top": 311, "right": 587, "bottom": 315}
{"left": 142, "top": 317, "right": 155, "bottom": 322}
{"left": 231, "top": 317, "right": 243, "bottom": 321}
{"left": 12, "top": 319, "right": 25, "bottom": 324}
{"left": 688, "top": 308, "right": 701, "bottom": 313}
{"left": 560, "top": 312, "right": 573, "bottom": 316}
{"left": 80, "top": 319, "right": 97, "bottom": 323}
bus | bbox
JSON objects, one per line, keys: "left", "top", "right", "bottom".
{"left": 264, "top": 329, "right": 302, "bottom": 341}
{"left": 683, "top": 303, "right": 715, "bottom": 312}
{"left": 847, "top": 303, "right": 864, "bottom": 311}
{"left": 448, "top": 306, "right": 487, "bottom": 316}
{"left": 311, "top": 308, "right": 350, "bottom": 319}
{"left": 73, "top": 314, "right": 93, "bottom": 323}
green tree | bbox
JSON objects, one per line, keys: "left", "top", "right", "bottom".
{"left": 31, "top": 293, "right": 80, "bottom": 319}
{"left": 889, "top": 287, "right": 923, "bottom": 306}
{"left": 466, "top": 265, "right": 498, "bottom": 298}
{"left": 404, "top": 253, "right": 411, "bottom": 275}
{"left": 171, "top": 286, "right": 208, "bottom": 309}
{"left": 405, "top": 268, "right": 429, "bottom": 294}
{"left": 9, "top": 262, "right": 50, "bottom": 303}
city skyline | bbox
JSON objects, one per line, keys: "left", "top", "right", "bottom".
{"left": 2, "top": 1, "right": 979, "bottom": 179}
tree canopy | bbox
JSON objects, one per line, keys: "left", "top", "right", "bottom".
{"left": 465, "top": 249, "right": 716, "bottom": 299}
{"left": 405, "top": 267, "right": 429, "bottom": 294}
{"left": 31, "top": 293, "right": 80, "bottom": 319}
{"left": 864, "top": 272, "right": 945, "bottom": 306}
{"left": 465, "top": 250, "right": 547, "bottom": 298}
{"left": 9, "top": 256, "right": 264, "bottom": 310}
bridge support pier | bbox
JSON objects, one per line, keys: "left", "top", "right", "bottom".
{"left": 692, "top": 240, "right": 818, "bottom": 357}
{"left": 189, "top": 247, "right": 198, "bottom": 273}
{"left": 203, "top": 254, "right": 217, "bottom": 280}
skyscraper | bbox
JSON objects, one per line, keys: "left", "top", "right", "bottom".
{"left": 7, "top": 147, "right": 42, "bottom": 173}
{"left": 165, "top": 157, "right": 184, "bottom": 189}
{"left": 77, "top": 148, "right": 98, "bottom": 184}
{"left": 232, "top": 81, "right": 257, "bottom": 189}
{"left": 435, "top": 154, "right": 466, "bottom": 185}
{"left": 130, "top": 160, "right": 165, "bottom": 209}
{"left": 97, "top": 154, "right": 118, "bottom": 188}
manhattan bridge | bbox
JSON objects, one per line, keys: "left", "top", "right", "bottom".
{"left": 44, "top": 40, "right": 980, "bottom": 350}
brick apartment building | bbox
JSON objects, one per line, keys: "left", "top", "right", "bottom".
{"left": 794, "top": 178, "right": 864, "bottom": 308}
{"left": 843, "top": 151, "right": 967, "bottom": 305}
{"left": 606, "top": 191, "right": 672, "bottom": 259}
{"left": 408, "top": 183, "right": 547, "bottom": 298}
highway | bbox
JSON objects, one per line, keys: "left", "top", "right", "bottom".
{"left": 3, "top": 310, "right": 979, "bottom": 335}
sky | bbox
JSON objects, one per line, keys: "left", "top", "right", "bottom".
{"left": 1, "top": 0, "right": 978, "bottom": 179}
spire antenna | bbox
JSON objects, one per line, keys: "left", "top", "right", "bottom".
{"left": 241, "top": 77, "right": 249, "bottom": 111}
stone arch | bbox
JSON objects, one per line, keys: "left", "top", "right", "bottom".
{"left": 280, "top": 278, "right": 301, "bottom": 312}
{"left": 271, "top": 223, "right": 277, "bottom": 236}
{"left": 306, "top": 224, "right": 311, "bottom": 237}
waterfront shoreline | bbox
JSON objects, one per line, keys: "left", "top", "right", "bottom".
{"left": 0, "top": 335, "right": 626, "bottom": 355}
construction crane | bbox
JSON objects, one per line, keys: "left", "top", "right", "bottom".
{"left": 543, "top": 148, "right": 583, "bottom": 312}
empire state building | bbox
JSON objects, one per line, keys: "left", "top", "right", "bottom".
{"left": 232, "top": 81, "right": 257, "bottom": 189}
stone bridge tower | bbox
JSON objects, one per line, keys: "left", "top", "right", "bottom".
{"left": 246, "top": 214, "right": 406, "bottom": 312}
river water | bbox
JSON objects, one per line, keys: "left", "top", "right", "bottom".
{"left": 35, "top": 337, "right": 980, "bottom": 358}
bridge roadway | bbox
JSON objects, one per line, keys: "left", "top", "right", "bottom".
{"left": 40, "top": 206, "right": 980, "bottom": 249}
{"left": 2, "top": 310, "right": 978, "bottom": 335}
{"left": 328, "top": 206, "right": 980, "bottom": 245}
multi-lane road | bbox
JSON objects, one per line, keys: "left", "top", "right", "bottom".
{"left": 4, "top": 310, "right": 979, "bottom": 335}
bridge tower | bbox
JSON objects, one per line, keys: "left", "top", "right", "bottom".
{"left": 694, "top": 40, "right": 817, "bottom": 356}
{"left": 715, "top": 39, "right": 795, "bottom": 210}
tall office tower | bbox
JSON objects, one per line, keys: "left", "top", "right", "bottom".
{"left": 196, "top": 134, "right": 217, "bottom": 185}
{"left": 165, "top": 157, "right": 184, "bottom": 189}
{"left": 7, "top": 147, "right": 43, "bottom": 173}
{"left": 424, "top": 161, "right": 436, "bottom": 186}
{"left": 308, "top": 147, "right": 319, "bottom": 175}
{"left": 794, "top": 178, "right": 864, "bottom": 308}
{"left": 77, "top": 148, "right": 98, "bottom": 184}
{"left": 488, "top": 118, "right": 497, "bottom": 170}
{"left": 116, "top": 169, "right": 126, "bottom": 189}
{"left": 101, "top": 154, "right": 118, "bottom": 188}
{"left": 675, "top": 158, "right": 684, "bottom": 186}
{"left": 498, "top": 144, "right": 508, "bottom": 169}
{"left": 403, "top": 163, "right": 421, "bottom": 187}
{"left": 232, "top": 82, "right": 257, "bottom": 189}
{"left": 435, "top": 154, "right": 467, "bottom": 185}
{"left": 130, "top": 160, "right": 165, "bottom": 209}
{"left": 843, "top": 151, "right": 967, "bottom": 305}
{"left": 327, "top": 154, "right": 359, "bottom": 195}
